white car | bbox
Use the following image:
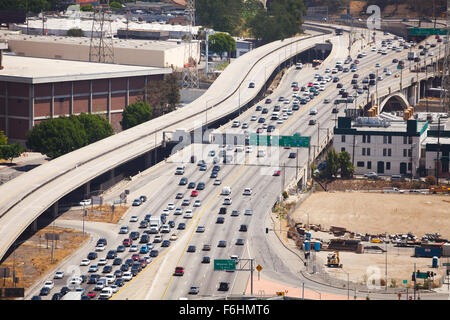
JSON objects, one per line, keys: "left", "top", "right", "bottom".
{"left": 184, "top": 210, "right": 193, "bottom": 218}
{"left": 95, "top": 244, "right": 105, "bottom": 252}
{"left": 110, "top": 285, "right": 118, "bottom": 293}
{"left": 54, "top": 271, "right": 64, "bottom": 279}
{"left": 223, "top": 198, "right": 232, "bottom": 205}
{"left": 98, "top": 258, "right": 107, "bottom": 266}
{"left": 309, "top": 108, "right": 318, "bottom": 115}
{"left": 162, "top": 209, "right": 170, "bottom": 215}
{"left": 129, "top": 216, "right": 138, "bottom": 222}
{"left": 80, "top": 259, "right": 90, "bottom": 266}
{"left": 153, "top": 235, "right": 162, "bottom": 243}
{"left": 243, "top": 188, "right": 252, "bottom": 196}
{"left": 246, "top": 146, "right": 253, "bottom": 153}
{"left": 277, "top": 119, "right": 284, "bottom": 124}
{"left": 129, "top": 245, "right": 138, "bottom": 252}
{"left": 214, "top": 179, "right": 222, "bottom": 185}
{"left": 88, "top": 265, "right": 98, "bottom": 272}
{"left": 193, "top": 200, "right": 201, "bottom": 207}
{"left": 170, "top": 233, "right": 178, "bottom": 241}
{"left": 244, "top": 209, "right": 253, "bottom": 216}
{"left": 167, "top": 203, "right": 175, "bottom": 210}
{"left": 79, "top": 199, "right": 91, "bottom": 206}
{"left": 69, "top": 277, "right": 82, "bottom": 286}
{"left": 105, "top": 274, "right": 116, "bottom": 284}
{"left": 43, "top": 280, "right": 54, "bottom": 289}
{"left": 250, "top": 115, "right": 257, "bottom": 121}
{"left": 122, "top": 272, "right": 132, "bottom": 281}
{"left": 174, "top": 208, "right": 183, "bottom": 215}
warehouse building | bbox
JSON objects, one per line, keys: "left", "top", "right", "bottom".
{"left": 0, "top": 54, "right": 172, "bottom": 143}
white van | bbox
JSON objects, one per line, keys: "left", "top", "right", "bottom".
{"left": 222, "top": 186, "right": 231, "bottom": 195}
{"left": 99, "top": 287, "right": 113, "bottom": 300}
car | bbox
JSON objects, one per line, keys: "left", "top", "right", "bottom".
{"left": 231, "top": 210, "right": 239, "bottom": 217}
{"left": 182, "top": 199, "right": 190, "bottom": 206}
{"left": 102, "top": 265, "right": 112, "bottom": 274}
{"left": 95, "top": 244, "right": 106, "bottom": 252}
{"left": 244, "top": 209, "right": 253, "bottom": 216}
{"left": 139, "top": 220, "right": 148, "bottom": 228}
{"left": 87, "top": 252, "right": 98, "bottom": 260}
{"left": 139, "top": 245, "right": 149, "bottom": 254}
{"left": 265, "top": 98, "right": 272, "bottom": 104}
{"left": 98, "top": 258, "right": 107, "bottom": 266}
{"left": 43, "top": 280, "right": 54, "bottom": 289}
{"left": 40, "top": 287, "right": 51, "bottom": 296}
{"left": 236, "top": 238, "right": 245, "bottom": 245}
{"left": 129, "top": 215, "right": 139, "bottom": 222}
{"left": 239, "top": 224, "right": 248, "bottom": 232}
{"left": 188, "top": 286, "right": 200, "bottom": 295}
{"left": 213, "top": 179, "right": 221, "bottom": 185}
{"left": 88, "top": 264, "right": 99, "bottom": 273}
{"left": 187, "top": 245, "right": 196, "bottom": 253}
{"left": 122, "top": 272, "right": 132, "bottom": 281}
{"left": 129, "top": 244, "right": 138, "bottom": 252}
{"left": 123, "top": 238, "right": 132, "bottom": 247}
{"left": 196, "top": 226, "right": 206, "bottom": 233}
{"left": 364, "top": 172, "right": 378, "bottom": 179}
{"left": 210, "top": 171, "right": 218, "bottom": 178}
{"left": 149, "top": 250, "right": 159, "bottom": 257}
{"left": 106, "top": 250, "right": 117, "bottom": 259}
{"left": 191, "top": 190, "right": 199, "bottom": 197}
{"left": 308, "top": 119, "right": 316, "bottom": 125}
{"left": 392, "top": 58, "right": 398, "bottom": 63}
{"left": 218, "top": 282, "right": 230, "bottom": 291}
{"left": 250, "top": 115, "right": 257, "bottom": 121}
{"left": 288, "top": 152, "right": 296, "bottom": 159}
{"left": 216, "top": 217, "right": 225, "bottom": 224}
{"left": 31, "top": 295, "right": 42, "bottom": 300}
{"left": 218, "top": 240, "right": 227, "bottom": 247}
{"left": 174, "top": 267, "right": 184, "bottom": 276}
{"left": 184, "top": 209, "right": 193, "bottom": 218}
{"left": 178, "top": 222, "right": 186, "bottom": 230}
{"left": 223, "top": 197, "right": 232, "bottom": 205}
{"left": 54, "top": 271, "right": 65, "bottom": 279}
{"left": 170, "top": 233, "right": 178, "bottom": 241}
{"left": 132, "top": 199, "right": 142, "bottom": 206}
{"left": 243, "top": 188, "right": 252, "bottom": 196}
{"left": 161, "top": 240, "right": 171, "bottom": 247}
{"left": 193, "top": 199, "right": 201, "bottom": 207}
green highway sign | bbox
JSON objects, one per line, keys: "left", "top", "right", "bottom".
{"left": 409, "top": 27, "right": 447, "bottom": 36}
{"left": 414, "top": 272, "right": 429, "bottom": 279}
{"left": 442, "top": 263, "right": 450, "bottom": 266}
{"left": 249, "top": 133, "right": 310, "bottom": 148}
{"left": 214, "top": 259, "right": 236, "bottom": 271}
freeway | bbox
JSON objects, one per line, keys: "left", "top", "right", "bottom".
{"left": 24, "top": 26, "right": 445, "bottom": 300}
{"left": 0, "top": 25, "right": 339, "bottom": 264}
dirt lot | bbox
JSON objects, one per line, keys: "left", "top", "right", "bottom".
{"left": 289, "top": 189, "right": 450, "bottom": 289}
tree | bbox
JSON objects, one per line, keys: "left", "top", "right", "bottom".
{"left": 324, "top": 148, "right": 339, "bottom": 179}
{"left": 121, "top": 101, "right": 153, "bottom": 130}
{"left": 209, "top": 32, "right": 236, "bottom": 59}
{"left": 0, "top": 130, "right": 7, "bottom": 146}
{"left": 80, "top": 4, "right": 93, "bottom": 12}
{"left": 69, "top": 113, "right": 114, "bottom": 144}
{"left": 338, "top": 151, "right": 354, "bottom": 178}
{"left": 26, "top": 117, "right": 88, "bottom": 159}
{"left": 139, "top": 75, "right": 180, "bottom": 118}
{"left": 164, "top": 73, "right": 180, "bottom": 109}
{"left": 67, "top": 28, "right": 84, "bottom": 37}
{"left": 0, "top": 143, "right": 24, "bottom": 163}
{"left": 196, "top": 0, "right": 243, "bottom": 35}
{"left": 110, "top": 1, "right": 123, "bottom": 10}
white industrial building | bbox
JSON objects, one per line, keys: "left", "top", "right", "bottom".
{"left": 333, "top": 116, "right": 429, "bottom": 177}
{"left": 3, "top": 33, "right": 200, "bottom": 70}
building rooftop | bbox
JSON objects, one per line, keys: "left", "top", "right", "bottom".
{"left": 0, "top": 54, "right": 171, "bottom": 84}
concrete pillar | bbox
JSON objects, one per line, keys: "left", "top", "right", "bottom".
{"left": 51, "top": 82, "right": 54, "bottom": 118}
{"left": 4, "top": 82, "right": 8, "bottom": 137}
{"left": 84, "top": 182, "right": 91, "bottom": 199}
{"left": 29, "top": 84, "right": 35, "bottom": 132}
{"left": 89, "top": 80, "right": 93, "bottom": 114}
{"left": 144, "top": 151, "right": 152, "bottom": 168}
{"left": 109, "top": 168, "right": 115, "bottom": 180}
{"left": 107, "top": 79, "right": 111, "bottom": 123}
{"left": 51, "top": 201, "right": 58, "bottom": 218}
{"left": 70, "top": 81, "right": 74, "bottom": 115}
{"left": 31, "top": 219, "right": 38, "bottom": 232}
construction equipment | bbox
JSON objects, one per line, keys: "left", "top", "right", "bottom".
{"left": 326, "top": 251, "right": 343, "bottom": 268}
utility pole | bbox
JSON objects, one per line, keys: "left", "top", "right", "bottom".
{"left": 436, "top": 116, "right": 441, "bottom": 185}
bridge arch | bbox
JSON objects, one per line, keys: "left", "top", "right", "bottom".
{"left": 379, "top": 92, "right": 409, "bottom": 113}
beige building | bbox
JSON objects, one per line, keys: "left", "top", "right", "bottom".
{"left": 4, "top": 34, "right": 200, "bottom": 71}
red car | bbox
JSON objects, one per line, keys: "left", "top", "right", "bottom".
{"left": 307, "top": 82, "right": 313, "bottom": 87}
{"left": 139, "top": 258, "right": 148, "bottom": 267}
{"left": 293, "top": 86, "right": 299, "bottom": 91}
{"left": 123, "top": 238, "right": 132, "bottom": 247}
{"left": 132, "top": 254, "right": 140, "bottom": 261}
{"left": 191, "top": 190, "right": 199, "bottom": 197}
{"left": 273, "top": 170, "right": 281, "bottom": 176}
{"left": 87, "top": 291, "right": 97, "bottom": 299}
{"left": 174, "top": 266, "right": 184, "bottom": 276}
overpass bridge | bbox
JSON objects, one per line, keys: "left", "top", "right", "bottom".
{"left": 0, "top": 23, "right": 344, "bottom": 263}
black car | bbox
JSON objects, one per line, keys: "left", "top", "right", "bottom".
{"left": 140, "top": 234, "right": 149, "bottom": 243}
{"left": 168, "top": 220, "right": 175, "bottom": 228}
{"left": 273, "top": 105, "right": 280, "bottom": 112}
{"left": 150, "top": 250, "right": 159, "bottom": 257}
{"left": 130, "top": 231, "right": 140, "bottom": 240}
{"left": 60, "top": 286, "right": 71, "bottom": 295}
{"left": 336, "top": 83, "right": 343, "bottom": 88}
{"left": 51, "top": 293, "right": 63, "bottom": 300}
{"left": 332, "top": 107, "right": 339, "bottom": 114}
{"left": 113, "top": 258, "right": 122, "bottom": 265}
{"left": 202, "top": 256, "right": 211, "bottom": 263}
{"left": 218, "top": 282, "right": 230, "bottom": 291}
{"left": 216, "top": 217, "right": 225, "bottom": 224}
{"left": 179, "top": 177, "right": 188, "bottom": 185}
{"left": 288, "top": 152, "right": 296, "bottom": 159}
{"left": 265, "top": 98, "right": 272, "bottom": 104}
{"left": 116, "top": 245, "right": 125, "bottom": 252}
{"left": 239, "top": 224, "right": 248, "bottom": 232}
{"left": 178, "top": 222, "right": 186, "bottom": 230}
{"left": 39, "top": 287, "right": 51, "bottom": 296}
{"left": 262, "top": 108, "right": 268, "bottom": 114}
{"left": 115, "top": 278, "right": 125, "bottom": 287}
{"left": 219, "top": 207, "right": 227, "bottom": 214}
{"left": 161, "top": 240, "right": 171, "bottom": 247}
{"left": 87, "top": 275, "right": 99, "bottom": 284}
{"left": 218, "top": 240, "right": 227, "bottom": 247}
{"left": 114, "top": 270, "right": 123, "bottom": 278}
{"left": 120, "top": 264, "right": 130, "bottom": 272}
{"left": 188, "top": 182, "right": 196, "bottom": 189}
{"left": 187, "top": 245, "right": 196, "bottom": 253}
{"left": 96, "top": 238, "right": 107, "bottom": 246}
{"left": 106, "top": 250, "right": 117, "bottom": 259}
{"left": 102, "top": 265, "right": 112, "bottom": 273}
{"left": 139, "top": 221, "right": 148, "bottom": 228}
{"left": 31, "top": 295, "right": 41, "bottom": 300}
{"left": 139, "top": 195, "right": 147, "bottom": 203}
{"left": 392, "top": 58, "right": 398, "bottom": 63}
{"left": 125, "top": 258, "right": 134, "bottom": 266}
{"left": 236, "top": 238, "right": 245, "bottom": 245}
{"left": 197, "top": 182, "right": 205, "bottom": 190}
{"left": 255, "top": 105, "right": 262, "bottom": 111}
{"left": 258, "top": 117, "right": 265, "bottom": 123}
{"left": 267, "top": 125, "right": 275, "bottom": 133}
{"left": 210, "top": 171, "right": 218, "bottom": 179}
{"left": 87, "top": 252, "right": 97, "bottom": 260}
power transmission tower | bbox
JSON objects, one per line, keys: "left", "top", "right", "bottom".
{"left": 89, "top": 0, "right": 114, "bottom": 63}
{"left": 181, "top": 0, "right": 199, "bottom": 88}
{"left": 440, "top": 0, "right": 450, "bottom": 112}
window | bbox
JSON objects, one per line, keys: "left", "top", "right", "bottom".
{"left": 408, "top": 136, "right": 413, "bottom": 144}
{"left": 341, "top": 135, "right": 346, "bottom": 143}
{"left": 357, "top": 161, "right": 365, "bottom": 167}
{"left": 408, "top": 163, "right": 412, "bottom": 171}
{"left": 341, "top": 147, "right": 346, "bottom": 152}
{"left": 367, "top": 161, "right": 372, "bottom": 169}
{"left": 383, "top": 148, "right": 387, "bottom": 156}
{"left": 403, "top": 149, "right": 407, "bottom": 157}
{"left": 408, "top": 149, "right": 412, "bottom": 157}
{"left": 386, "top": 162, "right": 391, "bottom": 170}
{"left": 403, "top": 136, "right": 408, "bottom": 144}
{"left": 367, "top": 148, "right": 371, "bottom": 156}
{"left": 388, "top": 136, "right": 392, "bottom": 144}
{"left": 362, "top": 148, "right": 366, "bottom": 156}
{"left": 362, "top": 135, "right": 366, "bottom": 143}
{"left": 367, "top": 135, "right": 371, "bottom": 143}
{"left": 383, "top": 136, "right": 387, "bottom": 144}
{"left": 388, "top": 149, "right": 392, "bottom": 157}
